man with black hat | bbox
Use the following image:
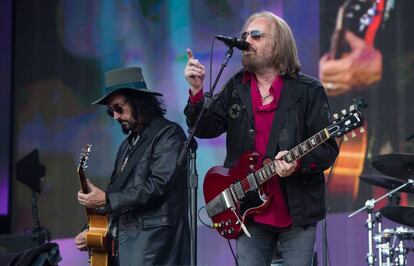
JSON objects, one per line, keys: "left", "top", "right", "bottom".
{"left": 74, "top": 67, "right": 190, "bottom": 265}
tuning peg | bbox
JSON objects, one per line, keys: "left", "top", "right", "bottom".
{"left": 333, "top": 113, "right": 339, "bottom": 119}
{"left": 341, "top": 109, "right": 347, "bottom": 115}
{"left": 359, "top": 127, "right": 365, "bottom": 133}
{"left": 349, "top": 105, "right": 355, "bottom": 111}
{"left": 343, "top": 135, "right": 349, "bottom": 142}
{"left": 351, "top": 131, "right": 357, "bottom": 138}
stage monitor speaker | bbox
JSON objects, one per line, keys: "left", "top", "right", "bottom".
{"left": 16, "top": 149, "right": 45, "bottom": 193}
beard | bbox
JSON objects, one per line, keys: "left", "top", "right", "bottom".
{"left": 119, "top": 120, "right": 137, "bottom": 134}
{"left": 119, "top": 119, "right": 143, "bottom": 135}
{"left": 242, "top": 52, "right": 274, "bottom": 73}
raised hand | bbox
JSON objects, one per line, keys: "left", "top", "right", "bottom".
{"left": 184, "top": 48, "right": 205, "bottom": 95}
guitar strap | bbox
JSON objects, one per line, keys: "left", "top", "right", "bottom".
{"left": 107, "top": 119, "right": 165, "bottom": 192}
{"left": 265, "top": 77, "right": 295, "bottom": 158}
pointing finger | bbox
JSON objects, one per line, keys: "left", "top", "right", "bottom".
{"left": 187, "top": 48, "right": 193, "bottom": 59}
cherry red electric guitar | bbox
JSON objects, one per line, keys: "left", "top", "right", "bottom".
{"left": 203, "top": 104, "right": 365, "bottom": 239}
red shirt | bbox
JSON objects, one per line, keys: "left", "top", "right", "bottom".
{"left": 242, "top": 71, "right": 292, "bottom": 228}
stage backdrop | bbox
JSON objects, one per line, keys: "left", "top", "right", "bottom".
{"left": 10, "top": 0, "right": 414, "bottom": 265}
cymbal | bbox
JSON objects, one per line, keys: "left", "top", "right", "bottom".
{"left": 381, "top": 206, "right": 414, "bottom": 227}
{"left": 360, "top": 174, "right": 414, "bottom": 193}
{"left": 371, "top": 153, "right": 414, "bottom": 178}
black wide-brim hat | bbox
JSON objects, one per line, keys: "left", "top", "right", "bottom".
{"left": 91, "top": 66, "right": 163, "bottom": 105}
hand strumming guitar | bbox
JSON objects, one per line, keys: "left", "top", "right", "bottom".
{"left": 74, "top": 229, "right": 88, "bottom": 251}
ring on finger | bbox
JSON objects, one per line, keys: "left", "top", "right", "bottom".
{"left": 326, "top": 82, "right": 333, "bottom": 89}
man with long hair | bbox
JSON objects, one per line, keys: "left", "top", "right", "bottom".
{"left": 75, "top": 67, "right": 190, "bottom": 265}
{"left": 184, "top": 11, "right": 338, "bottom": 265}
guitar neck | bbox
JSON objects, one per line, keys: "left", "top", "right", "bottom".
{"left": 254, "top": 128, "right": 330, "bottom": 186}
{"left": 330, "top": 5, "right": 346, "bottom": 59}
{"left": 77, "top": 167, "right": 89, "bottom": 194}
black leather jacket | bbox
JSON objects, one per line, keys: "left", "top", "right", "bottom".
{"left": 106, "top": 117, "right": 190, "bottom": 265}
{"left": 184, "top": 70, "right": 338, "bottom": 226}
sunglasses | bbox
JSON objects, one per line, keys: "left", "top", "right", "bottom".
{"left": 106, "top": 101, "right": 128, "bottom": 117}
{"left": 240, "top": 30, "right": 265, "bottom": 41}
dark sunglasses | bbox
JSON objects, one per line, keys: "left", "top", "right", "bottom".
{"left": 106, "top": 101, "right": 128, "bottom": 117}
{"left": 240, "top": 30, "right": 265, "bottom": 41}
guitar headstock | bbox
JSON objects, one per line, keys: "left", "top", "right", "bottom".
{"left": 341, "top": 0, "right": 384, "bottom": 33}
{"left": 328, "top": 101, "right": 365, "bottom": 140}
{"left": 78, "top": 144, "right": 92, "bottom": 174}
{"left": 331, "top": 0, "right": 385, "bottom": 58}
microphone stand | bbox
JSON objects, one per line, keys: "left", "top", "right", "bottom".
{"left": 31, "top": 190, "right": 50, "bottom": 245}
{"left": 348, "top": 179, "right": 414, "bottom": 266}
{"left": 177, "top": 46, "right": 234, "bottom": 266}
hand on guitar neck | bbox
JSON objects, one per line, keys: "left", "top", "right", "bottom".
{"left": 78, "top": 179, "right": 106, "bottom": 209}
{"left": 319, "top": 30, "right": 382, "bottom": 96}
{"left": 274, "top": 150, "right": 298, "bottom": 177}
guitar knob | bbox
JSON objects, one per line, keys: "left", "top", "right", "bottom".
{"left": 343, "top": 135, "right": 349, "bottom": 142}
{"left": 220, "top": 230, "right": 226, "bottom": 236}
{"left": 341, "top": 109, "right": 347, "bottom": 115}
{"left": 333, "top": 113, "right": 339, "bottom": 120}
{"left": 212, "top": 223, "right": 221, "bottom": 228}
{"left": 224, "top": 221, "right": 230, "bottom": 226}
{"left": 351, "top": 131, "right": 356, "bottom": 138}
{"left": 228, "top": 228, "right": 234, "bottom": 234}
{"left": 360, "top": 127, "right": 365, "bottom": 133}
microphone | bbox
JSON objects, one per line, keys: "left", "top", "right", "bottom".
{"left": 215, "top": 35, "right": 250, "bottom": 51}
{"left": 407, "top": 132, "right": 414, "bottom": 142}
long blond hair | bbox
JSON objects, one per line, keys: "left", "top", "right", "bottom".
{"left": 242, "top": 11, "right": 301, "bottom": 78}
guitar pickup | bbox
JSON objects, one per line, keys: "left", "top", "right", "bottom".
{"left": 247, "top": 173, "right": 259, "bottom": 191}
{"left": 231, "top": 180, "right": 246, "bottom": 200}
{"left": 205, "top": 189, "right": 234, "bottom": 218}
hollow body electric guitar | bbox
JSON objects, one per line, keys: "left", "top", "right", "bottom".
{"left": 77, "top": 144, "right": 110, "bottom": 266}
{"left": 203, "top": 104, "right": 365, "bottom": 239}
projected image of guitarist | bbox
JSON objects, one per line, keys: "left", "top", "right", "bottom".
{"left": 184, "top": 11, "right": 339, "bottom": 266}
{"left": 74, "top": 67, "right": 190, "bottom": 266}
{"left": 318, "top": 0, "right": 414, "bottom": 210}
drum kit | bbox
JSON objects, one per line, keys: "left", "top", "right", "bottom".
{"left": 349, "top": 153, "right": 414, "bottom": 266}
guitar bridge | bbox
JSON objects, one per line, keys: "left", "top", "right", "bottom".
{"left": 205, "top": 189, "right": 235, "bottom": 218}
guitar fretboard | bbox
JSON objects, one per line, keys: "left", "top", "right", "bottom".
{"left": 254, "top": 128, "right": 330, "bottom": 186}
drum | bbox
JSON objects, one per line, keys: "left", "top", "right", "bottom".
{"left": 375, "top": 227, "right": 414, "bottom": 266}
